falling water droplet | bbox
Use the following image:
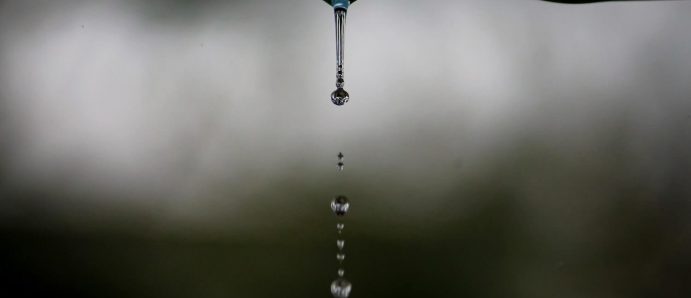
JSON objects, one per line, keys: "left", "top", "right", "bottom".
{"left": 331, "top": 278, "right": 352, "bottom": 298}
{"left": 337, "top": 253, "right": 346, "bottom": 262}
{"left": 337, "top": 223, "right": 345, "bottom": 234}
{"left": 331, "top": 195, "right": 350, "bottom": 216}
{"left": 337, "top": 152, "right": 344, "bottom": 171}
{"left": 337, "top": 239, "right": 345, "bottom": 250}
{"left": 338, "top": 268, "right": 345, "bottom": 277}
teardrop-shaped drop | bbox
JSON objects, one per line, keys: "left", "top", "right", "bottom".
{"left": 331, "top": 88, "right": 349, "bottom": 106}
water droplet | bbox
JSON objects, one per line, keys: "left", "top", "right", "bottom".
{"left": 331, "top": 88, "right": 350, "bottom": 106}
{"left": 338, "top": 268, "right": 345, "bottom": 276}
{"left": 331, "top": 195, "right": 350, "bottom": 216}
{"left": 337, "top": 239, "right": 345, "bottom": 250}
{"left": 336, "top": 223, "right": 345, "bottom": 234}
{"left": 337, "top": 253, "right": 346, "bottom": 262}
{"left": 331, "top": 278, "right": 352, "bottom": 298}
{"left": 337, "top": 152, "right": 345, "bottom": 171}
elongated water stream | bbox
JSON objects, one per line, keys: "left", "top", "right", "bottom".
{"left": 330, "top": 3, "right": 350, "bottom": 106}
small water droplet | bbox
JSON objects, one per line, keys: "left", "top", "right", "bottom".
{"left": 338, "top": 268, "right": 345, "bottom": 276}
{"left": 331, "top": 88, "right": 349, "bottom": 106}
{"left": 337, "top": 239, "right": 345, "bottom": 250}
{"left": 331, "top": 195, "right": 350, "bottom": 216}
{"left": 337, "top": 253, "right": 345, "bottom": 262}
{"left": 337, "top": 152, "right": 345, "bottom": 170}
{"left": 331, "top": 278, "right": 352, "bottom": 298}
{"left": 336, "top": 223, "right": 344, "bottom": 234}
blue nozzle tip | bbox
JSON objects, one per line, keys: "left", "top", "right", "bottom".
{"left": 332, "top": 0, "right": 350, "bottom": 10}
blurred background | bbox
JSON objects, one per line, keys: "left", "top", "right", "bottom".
{"left": 1, "top": 0, "right": 690, "bottom": 297}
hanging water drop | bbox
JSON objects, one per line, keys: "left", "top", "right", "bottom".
{"left": 331, "top": 278, "right": 352, "bottom": 298}
{"left": 330, "top": 6, "right": 350, "bottom": 106}
{"left": 331, "top": 195, "right": 350, "bottom": 216}
{"left": 331, "top": 88, "right": 349, "bottom": 106}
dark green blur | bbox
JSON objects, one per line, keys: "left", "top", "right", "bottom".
{"left": 2, "top": 136, "right": 690, "bottom": 297}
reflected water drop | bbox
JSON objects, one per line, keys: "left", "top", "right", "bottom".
{"left": 331, "top": 278, "right": 352, "bottom": 298}
{"left": 331, "top": 195, "right": 350, "bottom": 216}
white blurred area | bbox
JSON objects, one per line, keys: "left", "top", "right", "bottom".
{"left": 1, "top": 0, "right": 690, "bottom": 227}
